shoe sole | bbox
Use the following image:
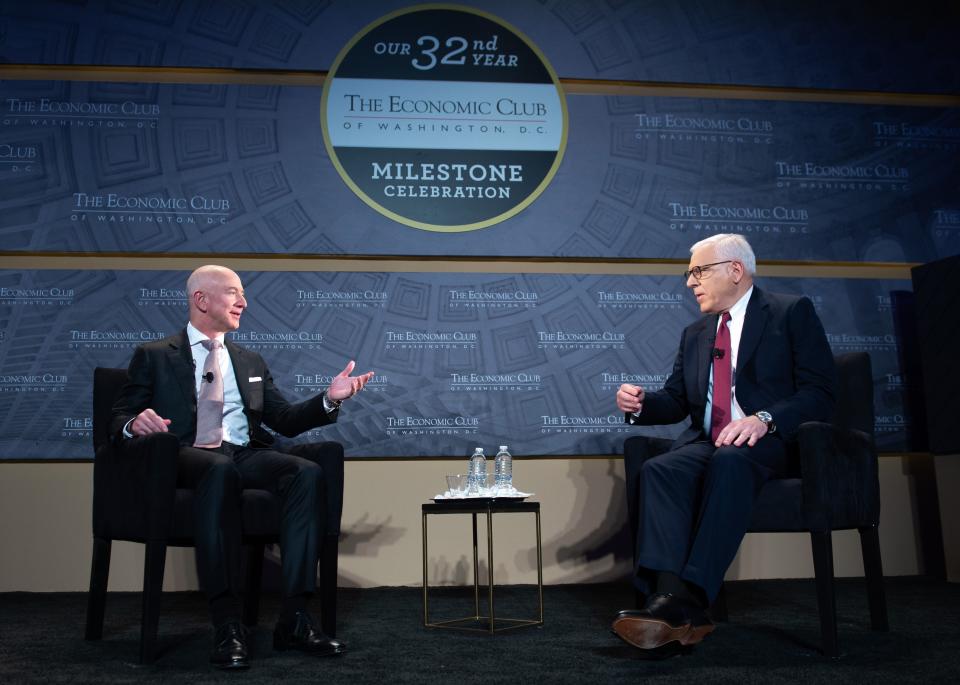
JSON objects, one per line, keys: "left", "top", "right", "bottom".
{"left": 631, "top": 640, "right": 693, "bottom": 660}
{"left": 213, "top": 659, "right": 249, "bottom": 670}
{"left": 274, "top": 639, "right": 346, "bottom": 657}
{"left": 612, "top": 616, "right": 715, "bottom": 650}
{"left": 684, "top": 623, "right": 716, "bottom": 645}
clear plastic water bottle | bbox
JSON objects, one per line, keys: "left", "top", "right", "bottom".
{"left": 494, "top": 445, "right": 513, "bottom": 492}
{"left": 468, "top": 447, "right": 487, "bottom": 494}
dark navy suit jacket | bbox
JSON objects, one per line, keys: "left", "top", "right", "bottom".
{"left": 111, "top": 329, "right": 336, "bottom": 447}
{"left": 628, "top": 287, "right": 836, "bottom": 447}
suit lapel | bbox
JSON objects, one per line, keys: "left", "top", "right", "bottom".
{"left": 696, "top": 314, "right": 719, "bottom": 400}
{"left": 167, "top": 329, "right": 197, "bottom": 407}
{"left": 737, "top": 287, "right": 769, "bottom": 370}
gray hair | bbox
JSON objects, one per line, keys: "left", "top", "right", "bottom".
{"left": 690, "top": 234, "right": 756, "bottom": 275}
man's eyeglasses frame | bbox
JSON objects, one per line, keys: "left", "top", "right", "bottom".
{"left": 683, "top": 260, "right": 734, "bottom": 281}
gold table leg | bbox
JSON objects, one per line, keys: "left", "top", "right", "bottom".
{"left": 422, "top": 511, "right": 429, "bottom": 625}
{"left": 536, "top": 507, "right": 544, "bottom": 624}
{"left": 422, "top": 503, "right": 543, "bottom": 633}
{"left": 487, "top": 509, "right": 495, "bottom": 634}
{"left": 472, "top": 512, "right": 480, "bottom": 619}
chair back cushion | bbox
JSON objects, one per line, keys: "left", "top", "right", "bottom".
{"left": 757, "top": 351, "right": 878, "bottom": 533}
{"left": 831, "top": 352, "right": 873, "bottom": 437}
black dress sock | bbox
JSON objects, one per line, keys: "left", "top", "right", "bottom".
{"left": 280, "top": 593, "right": 310, "bottom": 622}
{"left": 655, "top": 571, "right": 703, "bottom": 607}
{"left": 210, "top": 593, "right": 242, "bottom": 628}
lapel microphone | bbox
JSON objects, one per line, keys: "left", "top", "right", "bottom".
{"left": 192, "top": 359, "right": 215, "bottom": 382}
{"left": 713, "top": 348, "right": 725, "bottom": 359}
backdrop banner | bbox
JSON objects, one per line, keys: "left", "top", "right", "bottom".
{"left": 2, "top": 78, "right": 957, "bottom": 259}
{"left": 2, "top": 1, "right": 952, "bottom": 459}
{"left": 0, "top": 269, "right": 915, "bottom": 459}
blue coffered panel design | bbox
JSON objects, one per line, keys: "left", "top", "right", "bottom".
{"left": 1, "top": 1, "right": 957, "bottom": 460}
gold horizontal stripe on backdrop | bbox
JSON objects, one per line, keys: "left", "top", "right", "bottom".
{"left": 2, "top": 64, "right": 960, "bottom": 108}
{"left": 0, "top": 254, "right": 915, "bottom": 279}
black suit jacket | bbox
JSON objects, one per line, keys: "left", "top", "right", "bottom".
{"left": 111, "top": 329, "right": 336, "bottom": 447}
{"left": 628, "top": 287, "right": 836, "bottom": 447}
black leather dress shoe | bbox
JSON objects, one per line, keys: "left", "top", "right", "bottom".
{"left": 210, "top": 621, "right": 249, "bottom": 670}
{"left": 612, "top": 593, "right": 714, "bottom": 652}
{"left": 274, "top": 610, "right": 345, "bottom": 657}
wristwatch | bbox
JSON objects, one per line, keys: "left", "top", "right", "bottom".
{"left": 754, "top": 410, "right": 776, "bottom": 434}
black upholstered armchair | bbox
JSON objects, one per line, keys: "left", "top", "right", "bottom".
{"left": 84, "top": 367, "right": 344, "bottom": 664}
{"left": 623, "top": 352, "right": 888, "bottom": 657}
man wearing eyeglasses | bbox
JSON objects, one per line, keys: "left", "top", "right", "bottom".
{"left": 612, "top": 234, "right": 835, "bottom": 657}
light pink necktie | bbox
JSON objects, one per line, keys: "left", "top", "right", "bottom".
{"left": 193, "top": 339, "right": 224, "bottom": 448}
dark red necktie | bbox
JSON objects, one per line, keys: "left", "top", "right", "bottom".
{"left": 710, "top": 311, "right": 732, "bottom": 442}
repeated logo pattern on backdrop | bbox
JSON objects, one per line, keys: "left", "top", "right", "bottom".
{"left": 1, "top": 1, "right": 955, "bottom": 459}
{"left": 0, "top": 270, "right": 915, "bottom": 459}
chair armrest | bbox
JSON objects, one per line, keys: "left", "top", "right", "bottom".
{"left": 796, "top": 421, "right": 880, "bottom": 531}
{"left": 92, "top": 432, "right": 180, "bottom": 541}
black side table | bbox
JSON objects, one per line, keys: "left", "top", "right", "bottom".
{"left": 422, "top": 499, "right": 543, "bottom": 634}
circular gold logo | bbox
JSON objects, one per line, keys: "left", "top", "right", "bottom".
{"left": 321, "top": 4, "right": 568, "bottom": 232}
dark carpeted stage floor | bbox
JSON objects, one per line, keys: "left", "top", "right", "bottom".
{"left": 1, "top": 577, "right": 958, "bottom": 684}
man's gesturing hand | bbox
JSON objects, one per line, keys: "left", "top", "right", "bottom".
{"left": 327, "top": 360, "right": 375, "bottom": 403}
{"left": 617, "top": 383, "right": 645, "bottom": 414}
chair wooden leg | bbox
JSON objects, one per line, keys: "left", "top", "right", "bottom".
{"left": 140, "top": 540, "right": 167, "bottom": 665}
{"left": 711, "top": 583, "right": 729, "bottom": 622}
{"left": 810, "top": 530, "right": 839, "bottom": 657}
{"left": 85, "top": 537, "right": 112, "bottom": 640}
{"left": 243, "top": 543, "right": 265, "bottom": 627}
{"left": 318, "top": 533, "right": 339, "bottom": 638}
{"left": 858, "top": 525, "right": 889, "bottom": 631}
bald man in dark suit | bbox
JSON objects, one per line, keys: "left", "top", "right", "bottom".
{"left": 113, "top": 265, "right": 373, "bottom": 669}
